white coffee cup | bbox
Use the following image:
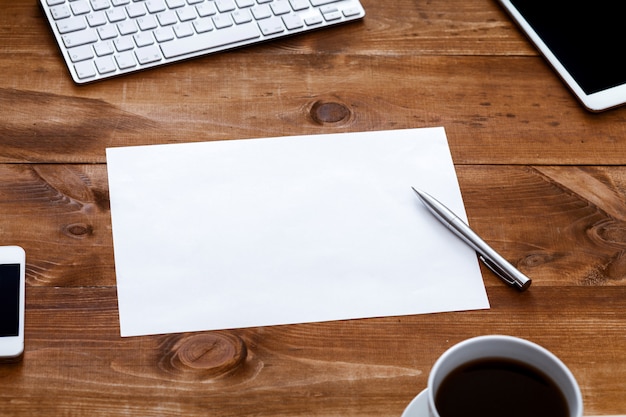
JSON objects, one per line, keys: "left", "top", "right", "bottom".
{"left": 421, "top": 335, "right": 583, "bottom": 417}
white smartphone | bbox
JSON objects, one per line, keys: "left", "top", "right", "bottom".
{"left": 0, "top": 246, "right": 26, "bottom": 361}
{"left": 497, "top": 0, "right": 626, "bottom": 112}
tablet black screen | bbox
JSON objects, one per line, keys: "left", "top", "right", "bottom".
{"left": 510, "top": 1, "right": 626, "bottom": 94}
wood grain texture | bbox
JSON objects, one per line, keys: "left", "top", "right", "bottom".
{"left": 2, "top": 1, "right": 626, "bottom": 165}
{"left": 2, "top": 286, "right": 624, "bottom": 416}
{"left": 3, "top": 164, "right": 625, "bottom": 289}
{"left": 1, "top": 0, "right": 626, "bottom": 415}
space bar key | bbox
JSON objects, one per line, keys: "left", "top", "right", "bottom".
{"left": 160, "top": 23, "right": 261, "bottom": 59}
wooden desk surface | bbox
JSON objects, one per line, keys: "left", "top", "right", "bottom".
{"left": 1, "top": 0, "right": 625, "bottom": 415}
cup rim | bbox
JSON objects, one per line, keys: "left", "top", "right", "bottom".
{"left": 426, "top": 335, "right": 583, "bottom": 417}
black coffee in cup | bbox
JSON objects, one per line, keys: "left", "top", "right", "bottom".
{"left": 435, "top": 357, "right": 569, "bottom": 417}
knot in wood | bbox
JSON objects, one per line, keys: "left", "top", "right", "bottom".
{"left": 519, "top": 252, "right": 559, "bottom": 268}
{"left": 64, "top": 223, "right": 93, "bottom": 237}
{"left": 591, "top": 219, "right": 626, "bottom": 248}
{"left": 168, "top": 333, "right": 247, "bottom": 380}
{"left": 310, "top": 100, "right": 351, "bottom": 125}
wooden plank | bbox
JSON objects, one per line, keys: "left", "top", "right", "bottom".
{"left": 0, "top": 286, "right": 622, "bottom": 416}
{"left": 3, "top": 55, "right": 626, "bottom": 165}
{"left": 3, "top": 1, "right": 626, "bottom": 165}
{"left": 2, "top": 164, "right": 626, "bottom": 288}
{"left": 461, "top": 165, "right": 626, "bottom": 287}
{"left": 0, "top": 164, "right": 114, "bottom": 286}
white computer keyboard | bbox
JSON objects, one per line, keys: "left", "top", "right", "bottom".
{"left": 39, "top": 0, "right": 365, "bottom": 84}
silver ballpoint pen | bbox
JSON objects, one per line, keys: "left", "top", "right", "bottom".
{"left": 412, "top": 187, "right": 531, "bottom": 291}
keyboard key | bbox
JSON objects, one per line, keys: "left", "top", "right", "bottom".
{"left": 212, "top": 14, "right": 233, "bottom": 29}
{"left": 319, "top": 5, "right": 337, "bottom": 14}
{"left": 304, "top": 14, "right": 322, "bottom": 25}
{"left": 113, "top": 36, "right": 135, "bottom": 51}
{"left": 134, "top": 32, "right": 155, "bottom": 47}
{"left": 343, "top": 7, "right": 361, "bottom": 17}
{"left": 90, "top": 0, "right": 110, "bottom": 11}
{"left": 232, "top": 9, "right": 253, "bottom": 24}
{"left": 86, "top": 11, "right": 108, "bottom": 27}
{"left": 258, "top": 16, "right": 284, "bottom": 35}
{"left": 62, "top": 28, "right": 98, "bottom": 47}
{"left": 57, "top": 16, "right": 87, "bottom": 34}
{"left": 215, "top": 0, "right": 236, "bottom": 13}
{"left": 282, "top": 13, "right": 303, "bottom": 30}
{"left": 157, "top": 10, "right": 178, "bottom": 25}
{"left": 165, "top": 0, "right": 186, "bottom": 8}
{"left": 270, "top": 0, "right": 291, "bottom": 15}
{"left": 94, "top": 40, "right": 115, "bottom": 56}
{"left": 145, "top": 0, "right": 166, "bottom": 13}
{"left": 68, "top": 44, "right": 95, "bottom": 62}
{"left": 70, "top": 1, "right": 91, "bottom": 15}
{"left": 322, "top": 10, "right": 341, "bottom": 21}
{"left": 160, "top": 21, "right": 260, "bottom": 58}
{"left": 154, "top": 26, "right": 175, "bottom": 42}
{"left": 196, "top": 2, "right": 217, "bottom": 16}
{"left": 126, "top": 3, "right": 147, "bottom": 17}
{"left": 235, "top": 0, "right": 255, "bottom": 7}
{"left": 95, "top": 56, "right": 117, "bottom": 73}
{"left": 310, "top": 0, "right": 340, "bottom": 5}
{"left": 176, "top": 7, "right": 197, "bottom": 21}
{"left": 74, "top": 61, "right": 97, "bottom": 78}
{"left": 289, "top": 0, "right": 309, "bottom": 11}
{"left": 97, "top": 24, "right": 118, "bottom": 39}
{"left": 173, "top": 22, "right": 194, "bottom": 38}
{"left": 135, "top": 45, "right": 162, "bottom": 64}
{"left": 137, "top": 14, "right": 158, "bottom": 30}
{"left": 114, "top": 51, "right": 137, "bottom": 69}
{"left": 50, "top": 4, "right": 71, "bottom": 19}
{"left": 192, "top": 18, "right": 213, "bottom": 33}
{"left": 251, "top": 4, "right": 271, "bottom": 19}
{"left": 117, "top": 20, "right": 139, "bottom": 35}
{"left": 106, "top": 7, "right": 127, "bottom": 22}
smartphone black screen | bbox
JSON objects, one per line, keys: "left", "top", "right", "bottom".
{"left": 510, "top": 1, "right": 626, "bottom": 94}
{"left": 0, "top": 264, "right": 21, "bottom": 337}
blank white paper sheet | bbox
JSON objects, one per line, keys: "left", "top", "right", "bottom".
{"left": 106, "top": 127, "right": 489, "bottom": 337}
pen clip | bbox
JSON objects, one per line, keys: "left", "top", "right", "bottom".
{"left": 478, "top": 254, "right": 528, "bottom": 290}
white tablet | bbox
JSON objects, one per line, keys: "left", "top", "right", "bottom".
{"left": 497, "top": 1, "right": 626, "bottom": 112}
